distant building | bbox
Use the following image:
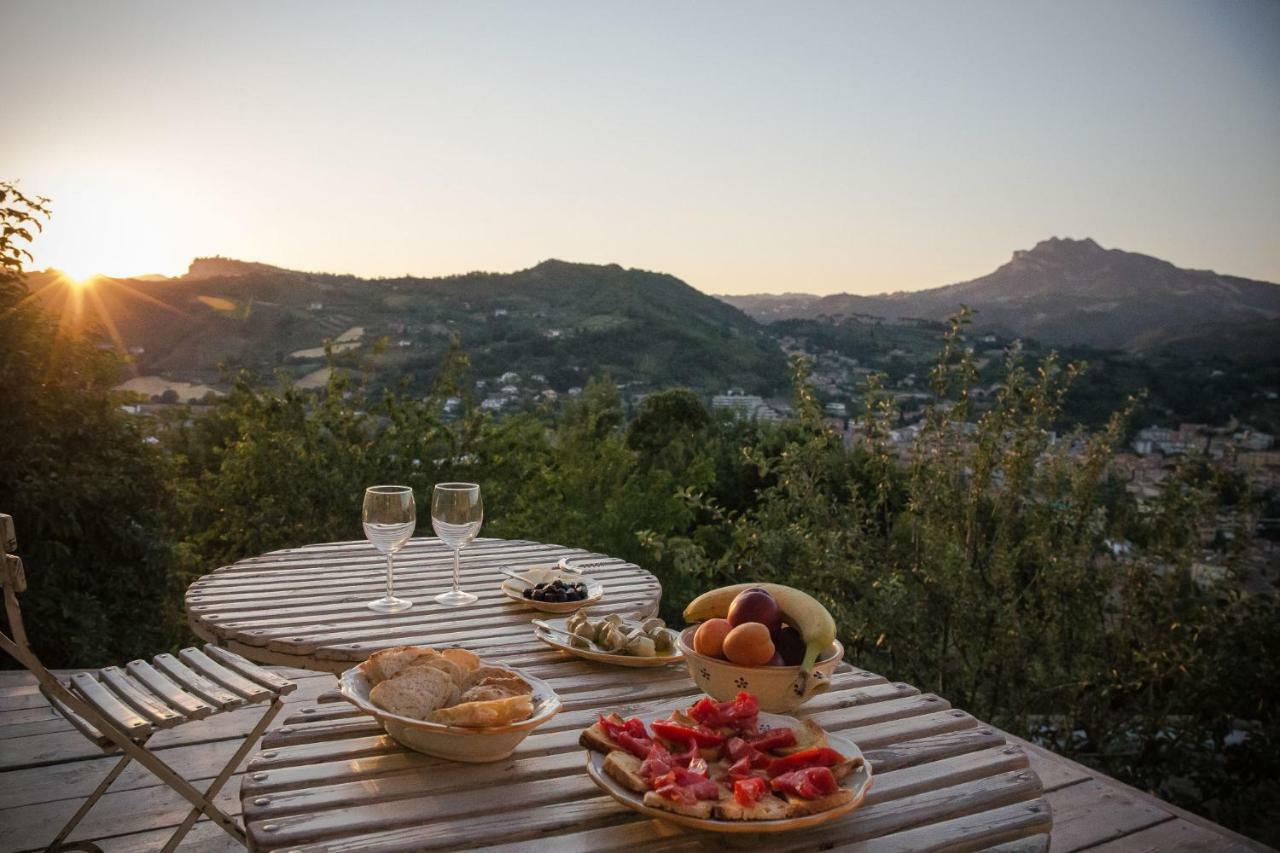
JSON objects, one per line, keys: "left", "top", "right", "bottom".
{"left": 567, "top": 386, "right": 583, "bottom": 396}
{"left": 499, "top": 371, "right": 520, "bottom": 384}
{"left": 824, "top": 402, "right": 848, "bottom": 417}
{"left": 711, "top": 390, "right": 782, "bottom": 423}
{"left": 480, "top": 397, "right": 505, "bottom": 411}
{"left": 493, "top": 308, "right": 508, "bottom": 318}
{"left": 500, "top": 384, "right": 519, "bottom": 396}
{"left": 397, "top": 339, "right": 412, "bottom": 348}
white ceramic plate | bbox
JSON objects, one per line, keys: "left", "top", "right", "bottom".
{"left": 338, "top": 660, "right": 561, "bottom": 762}
{"left": 585, "top": 707, "right": 873, "bottom": 833}
{"left": 533, "top": 616, "right": 683, "bottom": 668}
{"left": 500, "top": 565, "right": 605, "bottom": 613}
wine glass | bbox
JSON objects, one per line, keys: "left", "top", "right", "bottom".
{"left": 362, "top": 485, "right": 416, "bottom": 613}
{"left": 431, "top": 482, "right": 482, "bottom": 606}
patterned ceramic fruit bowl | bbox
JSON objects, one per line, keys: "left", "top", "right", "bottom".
{"left": 678, "top": 627, "right": 843, "bottom": 713}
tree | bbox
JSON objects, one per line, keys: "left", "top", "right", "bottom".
{"left": 1, "top": 183, "right": 182, "bottom": 666}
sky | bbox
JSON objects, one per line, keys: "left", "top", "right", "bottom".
{"left": 2, "top": 0, "right": 1278, "bottom": 295}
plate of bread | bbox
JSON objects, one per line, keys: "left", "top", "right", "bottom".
{"left": 339, "top": 645, "right": 561, "bottom": 762}
{"left": 580, "top": 691, "right": 871, "bottom": 832}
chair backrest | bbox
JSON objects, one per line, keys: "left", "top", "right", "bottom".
{"left": 1, "top": 513, "right": 34, "bottom": 656}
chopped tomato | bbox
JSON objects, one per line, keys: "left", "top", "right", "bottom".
{"left": 670, "top": 739, "right": 700, "bottom": 768}
{"left": 598, "top": 714, "right": 654, "bottom": 759}
{"left": 725, "top": 736, "right": 771, "bottom": 768}
{"left": 638, "top": 742, "right": 674, "bottom": 781}
{"left": 733, "top": 776, "right": 770, "bottom": 807}
{"left": 771, "top": 766, "right": 839, "bottom": 799}
{"left": 688, "top": 692, "right": 759, "bottom": 734}
{"left": 652, "top": 767, "right": 719, "bottom": 801}
{"left": 725, "top": 755, "right": 769, "bottom": 783}
{"left": 748, "top": 728, "right": 797, "bottom": 752}
{"left": 652, "top": 720, "right": 724, "bottom": 747}
{"left": 767, "top": 746, "right": 845, "bottom": 777}
{"left": 615, "top": 731, "right": 653, "bottom": 759}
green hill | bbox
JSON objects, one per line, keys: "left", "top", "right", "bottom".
{"left": 23, "top": 259, "right": 787, "bottom": 396}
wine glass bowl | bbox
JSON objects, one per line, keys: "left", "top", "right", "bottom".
{"left": 363, "top": 485, "right": 416, "bottom": 613}
{"left": 432, "top": 482, "right": 482, "bottom": 606}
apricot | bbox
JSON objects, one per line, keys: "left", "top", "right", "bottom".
{"left": 722, "top": 622, "right": 775, "bottom": 667}
{"left": 694, "top": 618, "right": 733, "bottom": 658}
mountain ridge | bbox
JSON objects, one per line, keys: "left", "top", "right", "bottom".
{"left": 720, "top": 237, "right": 1280, "bottom": 351}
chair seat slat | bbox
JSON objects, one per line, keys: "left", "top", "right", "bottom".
{"left": 178, "top": 647, "right": 271, "bottom": 703}
{"left": 69, "top": 673, "right": 153, "bottom": 739}
{"left": 43, "top": 688, "right": 114, "bottom": 750}
{"left": 203, "top": 644, "right": 297, "bottom": 695}
{"left": 126, "top": 660, "right": 216, "bottom": 720}
{"left": 99, "top": 667, "right": 185, "bottom": 728}
{"left": 152, "top": 653, "right": 243, "bottom": 710}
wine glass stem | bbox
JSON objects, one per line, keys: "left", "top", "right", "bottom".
{"left": 386, "top": 553, "right": 396, "bottom": 600}
{"left": 453, "top": 547, "right": 462, "bottom": 593}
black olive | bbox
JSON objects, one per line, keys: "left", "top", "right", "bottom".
{"left": 523, "top": 588, "right": 532, "bottom": 598}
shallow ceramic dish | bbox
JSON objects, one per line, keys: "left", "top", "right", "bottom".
{"left": 533, "top": 616, "right": 683, "bottom": 668}
{"left": 678, "top": 626, "right": 844, "bottom": 714}
{"left": 585, "top": 706, "right": 872, "bottom": 833}
{"left": 338, "top": 660, "right": 561, "bottom": 762}
{"left": 500, "top": 565, "right": 605, "bottom": 614}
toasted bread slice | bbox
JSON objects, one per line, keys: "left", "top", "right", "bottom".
{"left": 603, "top": 751, "right": 649, "bottom": 794}
{"left": 642, "top": 790, "right": 714, "bottom": 819}
{"left": 780, "top": 786, "right": 854, "bottom": 817}
{"left": 714, "top": 792, "right": 791, "bottom": 821}
{"left": 579, "top": 720, "right": 620, "bottom": 754}
{"left": 772, "top": 719, "right": 828, "bottom": 755}
{"left": 831, "top": 755, "right": 864, "bottom": 782}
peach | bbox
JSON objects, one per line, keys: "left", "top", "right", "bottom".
{"left": 694, "top": 618, "right": 733, "bottom": 658}
{"left": 722, "top": 622, "right": 775, "bottom": 667}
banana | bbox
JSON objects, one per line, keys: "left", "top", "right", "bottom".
{"left": 683, "top": 583, "right": 836, "bottom": 671}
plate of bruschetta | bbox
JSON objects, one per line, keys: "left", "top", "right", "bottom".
{"left": 579, "top": 691, "right": 871, "bottom": 832}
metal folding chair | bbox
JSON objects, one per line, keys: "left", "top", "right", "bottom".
{"left": 0, "top": 513, "right": 295, "bottom": 852}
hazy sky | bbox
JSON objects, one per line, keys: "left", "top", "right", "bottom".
{"left": 3, "top": 1, "right": 1278, "bottom": 294}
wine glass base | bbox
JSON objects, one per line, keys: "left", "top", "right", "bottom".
{"left": 434, "top": 589, "right": 478, "bottom": 607}
{"left": 367, "top": 596, "right": 413, "bottom": 613}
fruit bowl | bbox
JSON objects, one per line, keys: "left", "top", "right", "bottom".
{"left": 678, "top": 626, "right": 843, "bottom": 713}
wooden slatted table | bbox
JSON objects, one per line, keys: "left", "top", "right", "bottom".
{"left": 237, "top": 657, "right": 1052, "bottom": 851}
{"left": 192, "top": 538, "right": 1051, "bottom": 850}
{"left": 186, "top": 538, "right": 664, "bottom": 674}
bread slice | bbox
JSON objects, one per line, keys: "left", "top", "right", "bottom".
{"left": 407, "top": 655, "right": 466, "bottom": 684}
{"left": 441, "top": 647, "right": 480, "bottom": 672}
{"left": 579, "top": 719, "right": 621, "bottom": 754}
{"left": 772, "top": 719, "right": 828, "bottom": 755}
{"left": 642, "top": 790, "right": 714, "bottom": 819}
{"left": 368, "top": 664, "right": 457, "bottom": 718}
{"left": 603, "top": 751, "right": 649, "bottom": 794}
{"left": 780, "top": 786, "right": 854, "bottom": 817}
{"left": 430, "top": 692, "right": 533, "bottom": 727}
{"left": 715, "top": 792, "right": 791, "bottom": 821}
{"left": 832, "top": 755, "right": 865, "bottom": 782}
{"left": 365, "top": 646, "right": 438, "bottom": 684}
{"left": 465, "top": 666, "right": 526, "bottom": 690}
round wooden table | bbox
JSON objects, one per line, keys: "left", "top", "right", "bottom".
{"left": 185, "top": 537, "right": 663, "bottom": 674}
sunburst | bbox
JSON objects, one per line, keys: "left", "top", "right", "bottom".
{"left": 9, "top": 271, "right": 193, "bottom": 379}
